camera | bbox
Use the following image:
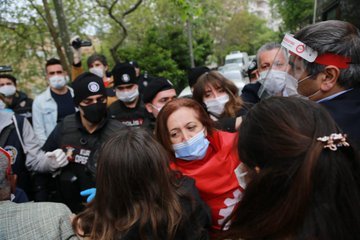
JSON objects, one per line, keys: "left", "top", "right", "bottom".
{"left": 70, "top": 38, "right": 92, "bottom": 49}
{"left": 0, "top": 65, "right": 12, "bottom": 73}
{"left": 247, "top": 59, "right": 257, "bottom": 78}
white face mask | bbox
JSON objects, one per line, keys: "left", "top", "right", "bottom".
{"left": 151, "top": 104, "right": 162, "bottom": 113}
{"left": 260, "top": 70, "right": 286, "bottom": 96}
{"left": 116, "top": 88, "right": 139, "bottom": 103}
{"left": 49, "top": 75, "right": 68, "bottom": 89}
{"left": 89, "top": 67, "right": 105, "bottom": 78}
{"left": 0, "top": 85, "right": 16, "bottom": 97}
{"left": 283, "top": 73, "right": 299, "bottom": 97}
{"left": 204, "top": 94, "right": 229, "bottom": 118}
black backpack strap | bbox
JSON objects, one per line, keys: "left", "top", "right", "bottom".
{"left": 0, "top": 124, "right": 15, "bottom": 147}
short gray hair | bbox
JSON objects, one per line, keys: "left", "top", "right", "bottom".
{"left": 256, "top": 42, "right": 281, "bottom": 65}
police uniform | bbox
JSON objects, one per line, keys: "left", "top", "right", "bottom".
{"left": 0, "top": 113, "right": 30, "bottom": 196}
{"left": 9, "top": 91, "right": 33, "bottom": 124}
{"left": 108, "top": 99, "right": 149, "bottom": 127}
{"left": 42, "top": 113, "right": 125, "bottom": 212}
{"left": 109, "top": 62, "right": 150, "bottom": 128}
{"left": 40, "top": 72, "right": 126, "bottom": 213}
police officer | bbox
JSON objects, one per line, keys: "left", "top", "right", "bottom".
{"left": 0, "top": 74, "right": 33, "bottom": 123}
{"left": 129, "top": 60, "right": 150, "bottom": 96}
{"left": 0, "top": 95, "right": 68, "bottom": 200}
{"left": 108, "top": 63, "right": 150, "bottom": 128}
{"left": 41, "top": 72, "right": 126, "bottom": 212}
{"left": 143, "top": 77, "right": 177, "bottom": 131}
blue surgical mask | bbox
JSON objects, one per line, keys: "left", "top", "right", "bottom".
{"left": 172, "top": 129, "right": 210, "bottom": 161}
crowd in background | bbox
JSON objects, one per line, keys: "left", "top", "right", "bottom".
{"left": 1, "top": 19, "right": 360, "bottom": 240}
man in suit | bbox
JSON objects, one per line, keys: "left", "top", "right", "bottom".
{"left": 289, "top": 20, "right": 360, "bottom": 146}
{"left": 0, "top": 147, "right": 77, "bottom": 240}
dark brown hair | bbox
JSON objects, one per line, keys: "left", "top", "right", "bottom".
{"left": 192, "top": 70, "right": 243, "bottom": 118}
{"left": 45, "top": 58, "right": 62, "bottom": 72}
{"left": 72, "top": 128, "right": 189, "bottom": 240}
{"left": 155, "top": 98, "right": 214, "bottom": 155}
{"left": 294, "top": 20, "right": 360, "bottom": 88}
{"left": 225, "top": 97, "right": 360, "bottom": 239}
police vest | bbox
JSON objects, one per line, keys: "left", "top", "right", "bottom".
{"left": 108, "top": 99, "right": 149, "bottom": 127}
{"left": 0, "top": 115, "right": 31, "bottom": 195}
{"left": 59, "top": 115, "right": 125, "bottom": 181}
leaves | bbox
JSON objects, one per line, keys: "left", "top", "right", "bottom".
{"left": 270, "top": 0, "right": 313, "bottom": 32}
{"left": 0, "top": 0, "right": 290, "bottom": 95}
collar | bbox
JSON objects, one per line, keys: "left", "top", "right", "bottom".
{"left": 317, "top": 88, "right": 353, "bottom": 103}
{"left": 44, "top": 86, "right": 74, "bottom": 101}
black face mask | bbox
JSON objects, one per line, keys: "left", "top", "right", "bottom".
{"left": 80, "top": 102, "right": 107, "bottom": 123}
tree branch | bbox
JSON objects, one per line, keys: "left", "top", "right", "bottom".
{"left": 95, "top": 0, "right": 142, "bottom": 62}
{"left": 123, "top": 0, "right": 143, "bottom": 17}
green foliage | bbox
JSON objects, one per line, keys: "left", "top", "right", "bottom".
{"left": 270, "top": 0, "right": 313, "bottom": 32}
{"left": 118, "top": 43, "right": 185, "bottom": 92}
{"left": 117, "top": 24, "right": 213, "bottom": 91}
{"left": 172, "top": 0, "right": 203, "bottom": 21}
{"left": 1, "top": 0, "right": 285, "bottom": 95}
{"left": 215, "top": 11, "right": 280, "bottom": 65}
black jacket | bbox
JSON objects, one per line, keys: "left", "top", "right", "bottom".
{"left": 108, "top": 98, "right": 150, "bottom": 128}
{"left": 9, "top": 91, "right": 33, "bottom": 124}
{"left": 240, "top": 82, "right": 261, "bottom": 104}
{"left": 320, "top": 88, "right": 360, "bottom": 148}
{"left": 119, "top": 177, "right": 211, "bottom": 240}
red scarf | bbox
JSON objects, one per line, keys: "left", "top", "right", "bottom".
{"left": 170, "top": 130, "right": 244, "bottom": 230}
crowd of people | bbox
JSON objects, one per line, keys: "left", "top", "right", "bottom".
{"left": 0, "top": 19, "right": 360, "bottom": 239}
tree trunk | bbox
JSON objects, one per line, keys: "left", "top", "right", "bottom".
{"left": 186, "top": 18, "right": 195, "bottom": 68}
{"left": 42, "top": 0, "right": 70, "bottom": 75}
{"left": 53, "top": 0, "right": 73, "bottom": 66}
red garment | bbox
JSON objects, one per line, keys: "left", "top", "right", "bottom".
{"left": 170, "top": 130, "right": 244, "bottom": 230}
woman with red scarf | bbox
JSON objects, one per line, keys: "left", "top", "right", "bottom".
{"left": 156, "top": 98, "right": 245, "bottom": 231}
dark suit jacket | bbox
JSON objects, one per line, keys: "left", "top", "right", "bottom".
{"left": 320, "top": 88, "right": 360, "bottom": 148}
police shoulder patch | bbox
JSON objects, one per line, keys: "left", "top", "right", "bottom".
{"left": 4, "top": 146, "right": 18, "bottom": 164}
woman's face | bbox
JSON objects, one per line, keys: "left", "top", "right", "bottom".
{"left": 167, "top": 107, "right": 205, "bottom": 144}
{"left": 203, "top": 83, "right": 228, "bottom": 102}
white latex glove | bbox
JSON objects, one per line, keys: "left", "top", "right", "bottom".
{"left": 45, "top": 149, "right": 69, "bottom": 171}
{"left": 70, "top": 36, "right": 82, "bottom": 64}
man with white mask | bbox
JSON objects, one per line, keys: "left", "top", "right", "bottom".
{"left": 69, "top": 37, "right": 117, "bottom": 107}
{"left": 32, "top": 58, "right": 75, "bottom": 145}
{"left": 0, "top": 74, "right": 33, "bottom": 123}
{"left": 241, "top": 42, "right": 289, "bottom": 104}
{"left": 108, "top": 62, "right": 149, "bottom": 127}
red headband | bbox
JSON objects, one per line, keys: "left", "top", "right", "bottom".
{"left": 289, "top": 52, "right": 351, "bottom": 69}
{"left": 315, "top": 53, "right": 351, "bottom": 69}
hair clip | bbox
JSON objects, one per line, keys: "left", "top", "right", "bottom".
{"left": 316, "top": 133, "right": 350, "bottom": 151}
